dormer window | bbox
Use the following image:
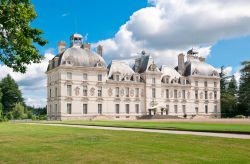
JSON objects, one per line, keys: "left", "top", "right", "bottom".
{"left": 114, "top": 74, "right": 119, "bottom": 81}
{"left": 96, "top": 60, "right": 103, "bottom": 67}
{"left": 152, "top": 77, "right": 156, "bottom": 84}
{"left": 192, "top": 69, "right": 199, "bottom": 75}
{"left": 134, "top": 75, "right": 140, "bottom": 82}
{"left": 211, "top": 70, "right": 218, "bottom": 76}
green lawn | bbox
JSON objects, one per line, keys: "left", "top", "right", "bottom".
{"left": 1, "top": 123, "right": 250, "bottom": 164}
{"left": 48, "top": 120, "right": 250, "bottom": 134}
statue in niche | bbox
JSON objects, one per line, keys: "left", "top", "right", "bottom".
{"left": 90, "top": 87, "right": 95, "bottom": 96}
{"left": 108, "top": 88, "right": 113, "bottom": 96}
{"left": 200, "top": 92, "right": 203, "bottom": 99}
{"left": 209, "top": 92, "right": 213, "bottom": 99}
{"left": 75, "top": 87, "right": 80, "bottom": 96}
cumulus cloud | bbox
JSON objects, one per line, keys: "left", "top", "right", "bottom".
{"left": 96, "top": 0, "right": 250, "bottom": 67}
{"left": 0, "top": 50, "right": 55, "bottom": 108}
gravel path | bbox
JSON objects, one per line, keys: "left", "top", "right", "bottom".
{"left": 25, "top": 123, "right": 250, "bottom": 139}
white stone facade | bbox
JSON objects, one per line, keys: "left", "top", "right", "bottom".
{"left": 46, "top": 34, "right": 220, "bottom": 120}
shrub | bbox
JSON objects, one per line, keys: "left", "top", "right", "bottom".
{"left": 235, "top": 115, "right": 246, "bottom": 118}
{"left": 27, "top": 111, "right": 32, "bottom": 119}
{"left": 31, "top": 115, "right": 37, "bottom": 120}
{"left": 6, "top": 112, "right": 13, "bottom": 120}
{"left": 13, "top": 103, "right": 25, "bottom": 119}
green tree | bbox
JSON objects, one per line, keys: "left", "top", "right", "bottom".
{"left": 219, "top": 66, "right": 227, "bottom": 93}
{"left": 238, "top": 61, "right": 250, "bottom": 116}
{"left": 220, "top": 66, "right": 237, "bottom": 117}
{"left": 12, "top": 103, "right": 25, "bottom": 119}
{"left": 0, "top": 88, "right": 3, "bottom": 118}
{"left": 228, "top": 75, "right": 237, "bottom": 95}
{"left": 0, "top": 0, "right": 47, "bottom": 73}
{"left": 0, "top": 74, "right": 23, "bottom": 114}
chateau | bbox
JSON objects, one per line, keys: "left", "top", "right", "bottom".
{"left": 46, "top": 34, "right": 221, "bottom": 120}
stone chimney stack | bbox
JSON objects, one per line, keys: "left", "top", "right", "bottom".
{"left": 83, "top": 43, "right": 91, "bottom": 50}
{"left": 58, "top": 41, "right": 66, "bottom": 54}
{"left": 97, "top": 45, "right": 103, "bottom": 56}
{"left": 178, "top": 53, "right": 185, "bottom": 75}
{"left": 199, "top": 56, "right": 205, "bottom": 62}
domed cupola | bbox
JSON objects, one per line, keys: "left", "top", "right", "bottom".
{"left": 46, "top": 33, "right": 107, "bottom": 71}
{"left": 183, "top": 48, "right": 218, "bottom": 77}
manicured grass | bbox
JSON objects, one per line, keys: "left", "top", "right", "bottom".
{"left": 52, "top": 120, "right": 250, "bottom": 134}
{"left": 1, "top": 123, "right": 250, "bottom": 163}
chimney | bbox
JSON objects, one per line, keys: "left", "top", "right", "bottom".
{"left": 58, "top": 41, "right": 66, "bottom": 54}
{"left": 97, "top": 45, "right": 103, "bottom": 56}
{"left": 199, "top": 57, "right": 205, "bottom": 62}
{"left": 178, "top": 53, "right": 185, "bottom": 75}
{"left": 83, "top": 43, "right": 91, "bottom": 50}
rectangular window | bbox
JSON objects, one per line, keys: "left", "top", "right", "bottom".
{"left": 204, "top": 81, "right": 208, "bottom": 87}
{"left": 214, "top": 105, "right": 217, "bottom": 114}
{"left": 214, "top": 82, "right": 217, "bottom": 88}
{"left": 98, "top": 86, "right": 102, "bottom": 97}
{"left": 166, "top": 89, "right": 169, "bottom": 99}
{"left": 67, "top": 72, "right": 72, "bottom": 80}
{"left": 83, "top": 104, "right": 87, "bottom": 114}
{"left": 83, "top": 73, "right": 88, "bottom": 80}
{"left": 98, "top": 74, "right": 102, "bottom": 81}
{"left": 136, "top": 76, "right": 140, "bottom": 82}
{"left": 205, "top": 105, "right": 208, "bottom": 114}
{"left": 67, "top": 85, "right": 72, "bottom": 96}
{"left": 135, "top": 104, "right": 139, "bottom": 114}
{"left": 49, "top": 104, "right": 52, "bottom": 114}
{"left": 166, "top": 105, "right": 169, "bottom": 115}
{"left": 174, "top": 105, "right": 178, "bottom": 114}
{"left": 115, "top": 75, "right": 119, "bottom": 81}
{"left": 174, "top": 90, "right": 177, "bottom": 99}
{"left": 195, "top": 81, "right": 198, "bottom": 87}
{"left": 54, "top": 104, "right": 57, "bottom": 114}
{"left": 67, "top": 103, "right": 72, "bottom": 114}
{"left": 152, "top": 78, "right": 156, "bottom": 84}
{"left": 83, "top": 86, "right": 87, "bottom": 96}
{"left": 126, "top": 104, "right": 130, "bottom": 114}
{"left": 115, "top": 87, "right": 119, "bottom": 97}
{"left": 182, "top": 105, "right": 186, "bottom": 114}
{"left": 50, "top": 89, "right": 52, "bottom": 98}
{"left": 115, "top": 104, "right": 120, "bottom": 114}
{"left": 55, "top": 88, "right": 57, "bottom": 97}
{"left": 182, "top": 90, "right": 186, "bottom": 99}
{"left": 205, "top": 91, "right": 208, "bottom": 99}
{"left": 152, "top": 88, "right": 156, "bottom": 98}
{"left": 165, "top": 78, "right": 169, "bottom": 84}
{"left": 98, "top": 104, "right": 102, "bottom": 114}
{"left": 125, "top": 87, "right": 129, "bottom": 97}
{"left": 195, "top": 107, "right": 199, "bottom": 115}
{"left": 214, "top": 91, "right": 217, "bottom": 99}
{"left": 135, "top": 88, "right": 139, "bottom": 97}
{"left": 195, "top": 90, "right": 198, "bottom": 99}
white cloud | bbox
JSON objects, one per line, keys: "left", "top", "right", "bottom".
{"left": 96, "top": 0, "right": 250, "bottom": 66}
{"left": 0, "top": 50, "right": 55, "bottom": 108}
{"left": 61, "top": 12, "right": 70, "bottom": 17}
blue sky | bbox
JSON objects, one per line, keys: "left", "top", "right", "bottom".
{"left": 32, "top": 0, "right": 249, "bottom": 70}
{"left": 1, "top": 0, "right": 250, "bottom": 107}
{"left": 32, "top": 0, "right": 148, "bottom": 52}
